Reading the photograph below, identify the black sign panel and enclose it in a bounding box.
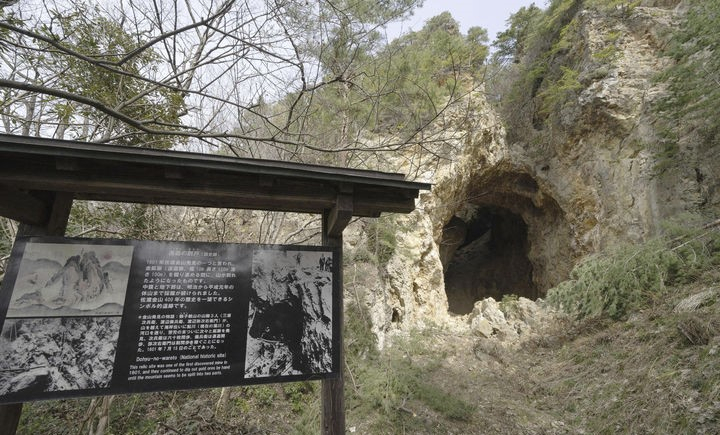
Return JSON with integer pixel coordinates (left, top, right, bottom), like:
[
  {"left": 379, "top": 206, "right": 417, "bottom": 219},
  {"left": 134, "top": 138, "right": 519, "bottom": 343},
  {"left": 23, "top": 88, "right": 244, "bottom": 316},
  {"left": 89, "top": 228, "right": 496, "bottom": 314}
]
[{"left": 0, "top": 237, "right": 340, "bottom": 404}]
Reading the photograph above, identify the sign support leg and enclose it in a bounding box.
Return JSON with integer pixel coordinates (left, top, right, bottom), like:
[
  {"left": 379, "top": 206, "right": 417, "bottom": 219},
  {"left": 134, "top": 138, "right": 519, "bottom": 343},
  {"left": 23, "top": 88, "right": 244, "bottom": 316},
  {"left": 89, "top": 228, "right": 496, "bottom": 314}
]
[
  {"left": 0, "top": 192, "right": 73, "bottom": 435},
  {"left": 321, "top": 191, "right": 352, "bottom": 435}
]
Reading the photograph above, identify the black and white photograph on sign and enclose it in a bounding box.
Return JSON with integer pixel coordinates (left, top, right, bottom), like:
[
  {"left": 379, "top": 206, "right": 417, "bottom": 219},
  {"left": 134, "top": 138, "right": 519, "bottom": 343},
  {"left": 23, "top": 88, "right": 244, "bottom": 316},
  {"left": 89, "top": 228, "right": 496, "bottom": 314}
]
[
  {"left": 6, "top": 242, "right": 133, "bottom": 317},
  {"left": 0, "top": 317, "right": 120, "bottom": 396},
  {"left": 245, "top": 249, "right": 333, "bottom": 378}
]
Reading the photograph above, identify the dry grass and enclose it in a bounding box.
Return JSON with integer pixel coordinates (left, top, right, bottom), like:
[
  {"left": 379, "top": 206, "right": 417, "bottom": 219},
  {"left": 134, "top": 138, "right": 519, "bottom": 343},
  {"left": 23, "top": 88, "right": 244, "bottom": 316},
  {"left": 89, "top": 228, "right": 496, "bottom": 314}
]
[
  {"left": 17, "top": 272, "right": 720, "bottom": 434},
  {"left": 520, "top": 276, "right": 720, "bottom": 434}
]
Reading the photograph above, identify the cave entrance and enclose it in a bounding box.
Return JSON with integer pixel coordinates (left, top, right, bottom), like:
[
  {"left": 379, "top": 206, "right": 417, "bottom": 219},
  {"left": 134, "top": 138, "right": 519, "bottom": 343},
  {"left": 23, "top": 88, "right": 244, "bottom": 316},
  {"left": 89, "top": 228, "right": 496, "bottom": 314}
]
[{"left": 441, "top": 206, "right": 537, "bottom": 315}]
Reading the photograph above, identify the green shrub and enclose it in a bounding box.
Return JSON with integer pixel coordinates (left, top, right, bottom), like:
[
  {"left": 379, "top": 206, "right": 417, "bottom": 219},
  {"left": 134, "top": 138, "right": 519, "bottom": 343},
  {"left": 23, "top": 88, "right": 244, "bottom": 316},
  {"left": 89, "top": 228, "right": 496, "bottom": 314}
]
[
  {"left": 400, "top": 370, "right": 475, "bottom": 421},
  {"left": 547, "top": 222, "right": 720, "bottom": 319},
  {"left": 283, "top": 381, "right": 316, "bottom": 413},
  {"left": 538, "top": 66, "right": 583, "bottom": 117},
  {"left": 344, "top": 294, "right": 378, "bottom": 361},
  {"left": 364, "top": 216, "right": 399, "bottom": 267},
  {"left": 592, "top": 44, "right": 619, "bottom": 63},
  {"left": 653, "top": 0, "right": 720, "bottom": 159},
  {"left": 500, "top": 294, "right": 520, "bottom": 315}
]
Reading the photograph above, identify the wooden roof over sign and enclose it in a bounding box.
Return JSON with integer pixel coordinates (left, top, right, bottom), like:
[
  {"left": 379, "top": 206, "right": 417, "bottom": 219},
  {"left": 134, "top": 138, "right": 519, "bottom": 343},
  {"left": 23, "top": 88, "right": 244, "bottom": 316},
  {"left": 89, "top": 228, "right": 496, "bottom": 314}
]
[{"left": 0, "top": 134, "right": 431, "bottom": 227}]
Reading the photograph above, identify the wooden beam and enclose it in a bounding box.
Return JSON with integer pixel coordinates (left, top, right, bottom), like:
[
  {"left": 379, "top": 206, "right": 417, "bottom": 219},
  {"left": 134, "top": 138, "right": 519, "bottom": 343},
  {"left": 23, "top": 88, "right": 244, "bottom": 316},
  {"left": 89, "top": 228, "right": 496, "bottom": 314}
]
[
  {"left": 0, "top": 192, "right": 73, "bottom": 435},
  {"left": 0, "top": 186, "right": 50, "bottom": 226},
  {"left": 354, "top": 196, "right": 417, "bottom": 215},
  {"left": 41, "top": 192, "right": 74, "bottom": 237},
  {"left": 0, "top": 171, "right": 337, "bottom": 212},
  {"left": 55, "top": 157, "right": 79, "bottom": 171},
  {"left": 163, "top": 167, "right": 183, "bottom": 180},
  {"left": 0, "top": 168, "right": 421, "bottom": 217},
  {"left": 321, "top": 200, "right": 348, "bottom": 434},
  {"left": 258, "top": 175, "right": 275, "bottom": 188},
  {"left": 0, "top": 405, "right": 22, "bottom": 435},
  {"left": 326, "top": 193, "right": 353, "bottom": 238},
  {"left": 0, "top": 133, "right": 430, "bottom": 191}
]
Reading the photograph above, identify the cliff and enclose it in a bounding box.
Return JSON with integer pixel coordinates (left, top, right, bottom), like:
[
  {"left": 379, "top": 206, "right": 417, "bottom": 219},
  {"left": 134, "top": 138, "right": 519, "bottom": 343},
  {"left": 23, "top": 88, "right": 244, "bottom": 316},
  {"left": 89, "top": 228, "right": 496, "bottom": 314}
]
[{"left": 364, "top": 0, "right": 719, "bottom": 339}]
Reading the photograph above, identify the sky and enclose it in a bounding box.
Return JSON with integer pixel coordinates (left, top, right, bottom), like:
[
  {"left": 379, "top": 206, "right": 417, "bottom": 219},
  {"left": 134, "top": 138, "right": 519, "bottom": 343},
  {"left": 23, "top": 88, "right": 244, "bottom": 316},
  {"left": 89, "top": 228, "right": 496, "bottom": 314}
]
[{"left": 385, "top": 0, "right": 543, "bottom": 44}]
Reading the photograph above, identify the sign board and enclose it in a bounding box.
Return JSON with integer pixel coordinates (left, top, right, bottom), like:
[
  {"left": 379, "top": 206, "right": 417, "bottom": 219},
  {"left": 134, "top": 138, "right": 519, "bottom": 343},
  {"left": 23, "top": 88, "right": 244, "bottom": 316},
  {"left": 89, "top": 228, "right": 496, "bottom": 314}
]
[{"left": 0, "top": 237, "right": 340, "bottom": 404}]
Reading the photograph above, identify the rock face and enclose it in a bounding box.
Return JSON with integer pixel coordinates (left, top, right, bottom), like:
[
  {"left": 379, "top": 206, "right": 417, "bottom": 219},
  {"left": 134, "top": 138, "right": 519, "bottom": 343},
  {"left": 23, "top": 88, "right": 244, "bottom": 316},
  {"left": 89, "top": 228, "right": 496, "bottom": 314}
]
[
  {"left": 365, "top": 1, "right": 719, "bottom": 342},
  {"left": 468, "top": 297, "right": 555, "bottom": 345},
  {"left": 382, "top": 212, "right": 448, "bottom": 333}
]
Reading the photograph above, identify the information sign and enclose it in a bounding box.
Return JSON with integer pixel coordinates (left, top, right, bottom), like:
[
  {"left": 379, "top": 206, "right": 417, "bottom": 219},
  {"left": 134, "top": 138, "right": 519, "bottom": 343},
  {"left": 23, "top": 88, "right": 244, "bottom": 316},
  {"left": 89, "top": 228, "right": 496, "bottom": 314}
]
[{"left": 0, "top": 237, "right": 339, "bottom": 404}]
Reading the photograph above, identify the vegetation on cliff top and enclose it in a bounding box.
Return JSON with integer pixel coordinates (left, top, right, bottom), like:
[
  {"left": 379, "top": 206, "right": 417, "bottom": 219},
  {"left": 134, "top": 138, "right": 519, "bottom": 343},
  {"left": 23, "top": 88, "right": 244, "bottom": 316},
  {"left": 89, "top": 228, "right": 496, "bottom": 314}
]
[
  {"left": 654, "top": 0, "right": 720, "bottom": 161},
  {"left": 492, "top": 0, "right": 719, "bottom": 171}
]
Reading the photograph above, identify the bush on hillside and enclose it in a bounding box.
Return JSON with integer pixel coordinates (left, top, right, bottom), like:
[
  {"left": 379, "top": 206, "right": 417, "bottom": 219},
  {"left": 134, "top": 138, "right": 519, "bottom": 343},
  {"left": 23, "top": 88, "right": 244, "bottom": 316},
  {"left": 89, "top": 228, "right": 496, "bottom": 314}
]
[{"left": 547, "top": 219, "right": 720, "bottom": 319}]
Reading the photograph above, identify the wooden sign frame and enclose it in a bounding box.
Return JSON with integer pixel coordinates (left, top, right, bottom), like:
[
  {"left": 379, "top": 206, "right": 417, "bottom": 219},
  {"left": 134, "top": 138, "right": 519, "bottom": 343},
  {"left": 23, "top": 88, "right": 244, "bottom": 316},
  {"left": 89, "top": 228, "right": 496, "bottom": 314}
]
[{"left": 0, "top": 134, "right": 429, "bottom": 434}]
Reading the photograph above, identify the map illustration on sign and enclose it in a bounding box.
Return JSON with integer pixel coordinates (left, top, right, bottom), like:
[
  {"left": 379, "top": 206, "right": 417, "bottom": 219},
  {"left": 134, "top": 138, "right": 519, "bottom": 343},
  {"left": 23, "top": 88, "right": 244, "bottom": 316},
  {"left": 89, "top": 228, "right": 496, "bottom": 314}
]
[
  {"left": 245, "top": 249, "right": 333, "bottom": 378},
  {"left": 6, "top": 243, "right": 133, "bottom": 317}
]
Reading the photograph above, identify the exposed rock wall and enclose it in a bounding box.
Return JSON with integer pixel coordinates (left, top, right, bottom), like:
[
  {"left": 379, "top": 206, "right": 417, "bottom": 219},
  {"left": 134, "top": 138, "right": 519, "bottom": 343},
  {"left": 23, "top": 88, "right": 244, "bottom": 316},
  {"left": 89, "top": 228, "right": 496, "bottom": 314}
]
[{"left": 367, "top": 1, "right": 719, "bottom": 339}]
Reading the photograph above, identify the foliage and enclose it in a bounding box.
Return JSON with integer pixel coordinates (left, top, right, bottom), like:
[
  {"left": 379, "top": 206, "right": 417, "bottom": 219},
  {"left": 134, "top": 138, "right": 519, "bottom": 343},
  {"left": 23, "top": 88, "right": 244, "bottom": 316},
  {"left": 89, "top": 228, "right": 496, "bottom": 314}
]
[
  {"left": 493, "top": 0, "right": 718, "bottom": 162},
  {"left": 374, "top": 11, "right": 489, "bottom": 132},
  {"left": 364, "top": 215, "right": 400, "bottom": 267},
  {"left": 499, "top": 293, "right": 520, "bottom": 315},
  {"left": 654, "top": 0, "right": 720, "bottom": 157},
  {"left": 547, "top": 220, "right": 720, "bottom": 319},
  {"left": 46, "top": 5, "right": 184, "bottom": 147},
  {"left": 490, "top": 0, "right": 585, "bottom": 136},
  {"left": 0, "top": 1, "right": 185, "bottom": 147},
  {"left": 488, "top": 0, "right": 720, "bottom": 183},
  {"left": 345, "top": 296, "right": 379, "bottom": 361},
  {"left": 0, "top": 217, "right": 17, "bottom": 280},
  {"left": 344, "top": 316, "right": 476, "bottom": 430},
  {"left": 1, "top": 0, "right": 472, "bottom": 160},
  {"left": 282, "top": 381, "right": 317, "bottom": 414},
  {"left": 0, "top": 0, "right": 489, "bottom": 168},
  {"left": 532, "top": 278, "right": 720, "bottom": 434},
  {"left": 344, "top": 297, "right": 477, "bottom": 429},
  {"left": 492, "top": 4, "right": 544, "bottom": 65},
  {"left": 274, "top": 9, "right": 489, "bottom": 166},
  {"left": 537, "top": 65, "right": 582, "bottom": 117},
  {"left": 490, "top": 0, "right": 644, "bottom": 139},
  {"left": 67, "top": 201, "right": 159, "bottom": 240}
]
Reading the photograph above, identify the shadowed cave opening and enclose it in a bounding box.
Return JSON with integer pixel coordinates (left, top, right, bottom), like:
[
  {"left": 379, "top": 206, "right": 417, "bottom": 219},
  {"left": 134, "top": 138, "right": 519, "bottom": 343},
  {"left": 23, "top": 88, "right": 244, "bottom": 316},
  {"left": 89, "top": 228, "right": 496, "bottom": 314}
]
[{"left": 441, "top": 207, "right": 537, "bottom": 315}]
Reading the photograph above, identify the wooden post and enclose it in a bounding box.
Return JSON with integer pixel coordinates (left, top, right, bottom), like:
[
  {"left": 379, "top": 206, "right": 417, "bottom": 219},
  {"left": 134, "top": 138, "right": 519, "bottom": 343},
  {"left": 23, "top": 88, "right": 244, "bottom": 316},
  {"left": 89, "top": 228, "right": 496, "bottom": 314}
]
[
  {"left": 0, "top": 192, "right": 73, "bottom": 435},
  {"left": 321, "top": 189, "right": 352, "bottom": 435}
]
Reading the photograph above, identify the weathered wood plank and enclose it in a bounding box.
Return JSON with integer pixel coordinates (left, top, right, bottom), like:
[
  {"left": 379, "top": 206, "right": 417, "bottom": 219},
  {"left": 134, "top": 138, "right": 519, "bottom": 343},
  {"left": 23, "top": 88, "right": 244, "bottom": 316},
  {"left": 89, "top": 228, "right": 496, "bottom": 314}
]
[
  {"left": 0, "top": 169, "right": 419, "bottom": 216},
  {"left": 0, "top": 171, "right": 336, "bottom": 210},
  {"left": 0, "top": 404, "right": 22, "bottom": 435},
  {"left": 0, "top": 186, "right": 50, "bottom": 225},
  {"left": 0, "top": 134, "right": 429, "bottom": 190},
  {"left": 321, "top": 209, "right": 345, "bottom": 435},
  {"left": 42, "top": 192, "right": 74, "bottom": 237},
  {"left": 0, "top": 192, "right": 73, "bottom": 435},
  {"left": 0, "top": 134, "right": 430, "bottom": 219},
  {"left": 327, "top": 194, "right": 353, "bottom": 238}
]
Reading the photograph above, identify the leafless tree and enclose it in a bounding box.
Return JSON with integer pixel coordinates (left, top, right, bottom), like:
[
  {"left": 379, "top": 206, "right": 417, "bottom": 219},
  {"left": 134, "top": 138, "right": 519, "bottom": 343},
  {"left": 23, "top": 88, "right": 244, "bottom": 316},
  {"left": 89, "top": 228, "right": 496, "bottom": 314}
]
[{"left": 0, "top": 0, "right": 480, "bottom": 169}]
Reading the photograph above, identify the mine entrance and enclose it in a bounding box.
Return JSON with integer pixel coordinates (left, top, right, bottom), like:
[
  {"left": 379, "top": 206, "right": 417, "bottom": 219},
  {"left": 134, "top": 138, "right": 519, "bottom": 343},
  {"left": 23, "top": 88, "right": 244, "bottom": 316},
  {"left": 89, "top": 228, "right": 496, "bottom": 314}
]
[{"left": 442, "top": 207, "right": 537, "bottom": 315}]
